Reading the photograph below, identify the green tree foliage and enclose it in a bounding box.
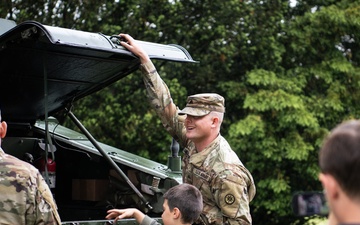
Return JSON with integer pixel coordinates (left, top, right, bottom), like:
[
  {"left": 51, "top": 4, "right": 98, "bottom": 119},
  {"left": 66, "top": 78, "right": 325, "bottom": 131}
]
[{"left": 2, "top": 0, "right": 360, "bottom": 224}]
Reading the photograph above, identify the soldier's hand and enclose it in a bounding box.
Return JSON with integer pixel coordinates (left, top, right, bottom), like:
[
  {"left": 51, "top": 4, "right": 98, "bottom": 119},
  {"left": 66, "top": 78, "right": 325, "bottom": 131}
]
[{"left": 119, "top": 34, "right": 150, "bottom": 64}]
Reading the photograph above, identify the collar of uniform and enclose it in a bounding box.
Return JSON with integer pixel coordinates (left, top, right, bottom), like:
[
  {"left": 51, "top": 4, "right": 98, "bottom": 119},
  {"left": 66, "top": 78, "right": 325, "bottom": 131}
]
[
  {"left": 189, "top": 135, "right": 221, "bottom": 167},
  {"left": 0, "top": 147, "right": 5, "bottom": 156}
]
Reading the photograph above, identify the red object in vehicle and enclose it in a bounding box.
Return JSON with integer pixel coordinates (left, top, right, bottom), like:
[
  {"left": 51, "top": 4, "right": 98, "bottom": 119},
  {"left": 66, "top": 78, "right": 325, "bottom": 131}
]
[{"left": 37, "top": 157, "right": 56, "bottom": 189}]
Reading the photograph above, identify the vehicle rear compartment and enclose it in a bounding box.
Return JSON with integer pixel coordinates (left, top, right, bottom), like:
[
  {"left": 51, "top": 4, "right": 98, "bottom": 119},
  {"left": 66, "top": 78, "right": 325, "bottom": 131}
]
[{"left": 2, "top": 125, "right": 160, "bottom": 222}]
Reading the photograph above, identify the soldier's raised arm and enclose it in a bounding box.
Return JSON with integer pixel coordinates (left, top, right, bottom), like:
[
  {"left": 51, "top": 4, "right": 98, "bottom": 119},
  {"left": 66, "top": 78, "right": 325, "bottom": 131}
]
[{"left": 119, "top": 34, "right": 186, "bottom": 143}]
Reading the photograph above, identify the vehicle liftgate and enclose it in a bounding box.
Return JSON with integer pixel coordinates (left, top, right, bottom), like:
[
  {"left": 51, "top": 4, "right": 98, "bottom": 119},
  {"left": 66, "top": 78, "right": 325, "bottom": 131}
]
[{"left": 0, "top": 19, "right": 194, "bottom": 224}]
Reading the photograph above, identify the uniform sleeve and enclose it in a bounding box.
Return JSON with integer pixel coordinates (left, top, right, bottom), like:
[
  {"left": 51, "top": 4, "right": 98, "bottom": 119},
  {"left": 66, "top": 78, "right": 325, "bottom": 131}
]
[
  {"left": 213, "top": 169, "right": 253, "bottom": 225},
  {"left": 140, "top": 61, "right": 188, "bottom": 146},
  {"left": 32, "top": 172, "right": 62, "bottom": 225}
]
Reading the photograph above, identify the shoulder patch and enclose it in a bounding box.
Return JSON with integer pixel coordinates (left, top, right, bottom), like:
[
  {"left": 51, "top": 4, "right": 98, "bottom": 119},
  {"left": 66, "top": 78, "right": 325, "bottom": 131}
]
[{"left": 224, "top": 194, "right": 235, "bottom": 205}]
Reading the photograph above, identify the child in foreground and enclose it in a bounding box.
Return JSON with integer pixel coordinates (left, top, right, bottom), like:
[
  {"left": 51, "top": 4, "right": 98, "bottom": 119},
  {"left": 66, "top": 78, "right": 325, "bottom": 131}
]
[{"left": 106, "top": 183, "right": 203, "bottom": 225}]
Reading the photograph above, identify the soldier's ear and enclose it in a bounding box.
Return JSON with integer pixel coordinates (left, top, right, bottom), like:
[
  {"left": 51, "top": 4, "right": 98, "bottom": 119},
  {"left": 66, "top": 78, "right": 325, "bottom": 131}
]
[
  {"left": 0, "top": 121, "right": 7, "bottom": 138},
  {"left": 211, "top": 117, "right": 219, "bottom": 127}
]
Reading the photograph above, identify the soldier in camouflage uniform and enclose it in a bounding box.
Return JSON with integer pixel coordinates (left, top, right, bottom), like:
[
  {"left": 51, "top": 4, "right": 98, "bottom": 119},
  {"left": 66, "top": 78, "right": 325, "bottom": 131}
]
[
  {"left": 119, "top": 34, "right": 256, "bottom": 225},
  {"left": 0, "top": 110, "right": 61, "bottom": 225}
]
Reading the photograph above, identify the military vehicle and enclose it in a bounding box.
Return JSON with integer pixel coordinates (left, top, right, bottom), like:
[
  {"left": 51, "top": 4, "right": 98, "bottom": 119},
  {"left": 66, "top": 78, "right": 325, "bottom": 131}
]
[{"left": 0, "top": 18, "right": 196, "bottom": 224}]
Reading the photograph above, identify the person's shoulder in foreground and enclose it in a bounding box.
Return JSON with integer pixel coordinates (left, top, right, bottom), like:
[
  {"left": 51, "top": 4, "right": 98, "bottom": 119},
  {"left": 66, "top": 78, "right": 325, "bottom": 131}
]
[
  {"left": 106, "top": 183, "right": 203, "bottom": 225},
  {"left": 0, "top": 110, "right": 61, "bottom": 224},
  {"left": 319, "top": 119, "right": 360, "bottom": 224}
]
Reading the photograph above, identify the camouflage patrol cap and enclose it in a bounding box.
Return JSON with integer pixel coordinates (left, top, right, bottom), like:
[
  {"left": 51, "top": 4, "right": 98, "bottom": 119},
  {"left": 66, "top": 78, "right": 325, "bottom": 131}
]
[{"left": 179, "top": 93, "right": 225, "bottom": 116}]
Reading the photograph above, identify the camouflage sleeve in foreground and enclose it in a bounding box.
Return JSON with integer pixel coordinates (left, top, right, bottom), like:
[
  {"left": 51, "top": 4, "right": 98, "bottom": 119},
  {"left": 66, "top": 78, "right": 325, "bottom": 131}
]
[
  {"left": 0, "top": 150, "right": 61, "bottom": 224},
  {"left": 140, "top": 61, "right": 187, "bottom": 146}
]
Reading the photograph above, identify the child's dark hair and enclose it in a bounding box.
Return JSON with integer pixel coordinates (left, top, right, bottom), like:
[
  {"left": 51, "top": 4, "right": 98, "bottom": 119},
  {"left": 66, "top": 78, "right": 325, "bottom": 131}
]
[{"left": 163, "top": 183, "right": 203, "bottom": 224}]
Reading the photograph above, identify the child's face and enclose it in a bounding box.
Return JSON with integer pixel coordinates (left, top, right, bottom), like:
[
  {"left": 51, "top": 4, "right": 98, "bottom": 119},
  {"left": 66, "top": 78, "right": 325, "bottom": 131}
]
[{"left": 161, "top": 199, "right": 173, "bottom": 225}]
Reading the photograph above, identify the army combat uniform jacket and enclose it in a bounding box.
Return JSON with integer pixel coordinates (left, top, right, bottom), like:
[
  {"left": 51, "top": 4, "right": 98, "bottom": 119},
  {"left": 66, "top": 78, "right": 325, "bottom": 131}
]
[
  {"left": 140, "top": 61, "right": 256, "bottom": 225},
  {"left": 0, "top": 147, "right": 61, "bottom": 225}
]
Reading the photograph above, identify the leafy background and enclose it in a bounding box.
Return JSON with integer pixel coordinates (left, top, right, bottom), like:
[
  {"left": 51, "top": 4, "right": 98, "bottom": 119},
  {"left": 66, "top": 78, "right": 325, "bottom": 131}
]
[{"left": 2, "top": 0, "right": 360, "bottom": 224}]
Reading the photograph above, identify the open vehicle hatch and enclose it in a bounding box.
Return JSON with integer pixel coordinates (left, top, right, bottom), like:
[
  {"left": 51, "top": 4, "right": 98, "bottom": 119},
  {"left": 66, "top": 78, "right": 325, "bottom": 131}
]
[{"left": 0, "top": 19, "right": 193, "bottom": 224}]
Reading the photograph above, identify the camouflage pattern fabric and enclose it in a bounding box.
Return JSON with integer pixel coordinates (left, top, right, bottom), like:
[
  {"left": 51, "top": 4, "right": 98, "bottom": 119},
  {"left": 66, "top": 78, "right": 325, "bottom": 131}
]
[
  {"left": 182, "top": 138, "right": 256, "bottom": 225},
  {"left": 140, "top": 61, "right": 256, "bottom": 225},
  {"left": 0, "top": 148, "right": 61, "bottom": 225},
  {"left": 179, "top": 93, "right": 226, "bottom": 116}
]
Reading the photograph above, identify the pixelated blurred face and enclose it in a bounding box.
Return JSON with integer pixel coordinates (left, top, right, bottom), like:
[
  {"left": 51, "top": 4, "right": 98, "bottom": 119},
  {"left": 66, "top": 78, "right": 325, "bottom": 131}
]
[
  {"left": 184, "top": 114, "right": 213, "bottom": 142},
  {"left": 161, "top": 199, "right": 172, "bottom": 225}
]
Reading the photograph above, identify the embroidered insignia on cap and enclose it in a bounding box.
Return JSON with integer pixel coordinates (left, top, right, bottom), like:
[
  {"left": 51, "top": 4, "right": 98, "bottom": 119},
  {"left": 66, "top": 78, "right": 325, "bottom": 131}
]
[{"left": 225, "top": 194, "right": 235, "bottom": 205}]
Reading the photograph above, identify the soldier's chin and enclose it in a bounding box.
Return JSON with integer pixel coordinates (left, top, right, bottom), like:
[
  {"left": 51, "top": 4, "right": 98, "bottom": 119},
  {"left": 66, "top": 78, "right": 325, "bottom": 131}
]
[{"left": 186, "top": 131, "right": 198, "bottom": 140}]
